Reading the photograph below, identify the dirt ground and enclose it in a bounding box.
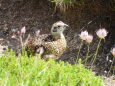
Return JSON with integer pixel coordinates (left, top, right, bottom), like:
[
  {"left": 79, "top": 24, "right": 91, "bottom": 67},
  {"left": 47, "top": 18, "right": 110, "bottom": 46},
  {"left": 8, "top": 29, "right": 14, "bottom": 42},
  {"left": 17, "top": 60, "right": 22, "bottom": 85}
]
[{"left": 0, "top": 0, "right": 115, "bottom": 85}]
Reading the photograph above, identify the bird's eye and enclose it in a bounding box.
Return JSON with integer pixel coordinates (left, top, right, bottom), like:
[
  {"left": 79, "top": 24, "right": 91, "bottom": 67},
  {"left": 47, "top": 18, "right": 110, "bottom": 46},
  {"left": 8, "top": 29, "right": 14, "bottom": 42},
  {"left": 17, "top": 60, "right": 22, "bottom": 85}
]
[
  {"left": 57, "top": 26, "right": 61, "bottom": 28},
  {"left": 53, "top": 27, "right": 57, "bottom": 32},
  {"left": 54, "top": 27, "right": 57, "bottom": 30}
]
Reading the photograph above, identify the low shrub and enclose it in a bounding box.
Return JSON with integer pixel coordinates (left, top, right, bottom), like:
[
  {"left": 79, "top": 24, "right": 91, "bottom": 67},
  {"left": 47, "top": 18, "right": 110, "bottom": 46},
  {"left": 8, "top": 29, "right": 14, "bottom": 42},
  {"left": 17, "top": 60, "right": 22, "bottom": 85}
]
[{"left": 0, "top": 51, "right": 105, "bottom": 86}]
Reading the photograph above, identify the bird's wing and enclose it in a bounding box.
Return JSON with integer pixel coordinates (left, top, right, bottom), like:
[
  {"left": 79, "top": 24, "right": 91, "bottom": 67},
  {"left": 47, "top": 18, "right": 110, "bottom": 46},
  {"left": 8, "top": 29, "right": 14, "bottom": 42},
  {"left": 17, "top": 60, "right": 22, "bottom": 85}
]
[
  {"left": 25, "top": 34, "right": 50, "bottom": 55},
  {"left": 26, "top": 34, "right": 55, "bottom": 48},
  {"left": 43, "top": 34, "right": 55, "bottom": 42},
  {"left": 33, "top": 34, "right": 54, "bottom": 46}
]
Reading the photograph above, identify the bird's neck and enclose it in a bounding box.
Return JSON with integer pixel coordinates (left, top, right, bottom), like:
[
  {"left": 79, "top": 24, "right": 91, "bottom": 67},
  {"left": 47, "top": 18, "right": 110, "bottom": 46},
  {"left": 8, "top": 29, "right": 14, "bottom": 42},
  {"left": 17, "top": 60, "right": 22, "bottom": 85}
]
[
  {"left": 60, "top": 33, "right": 65, "bottom": 39},
  {"left": 52, "top": 33, "right": 65, "bottom": 40}
]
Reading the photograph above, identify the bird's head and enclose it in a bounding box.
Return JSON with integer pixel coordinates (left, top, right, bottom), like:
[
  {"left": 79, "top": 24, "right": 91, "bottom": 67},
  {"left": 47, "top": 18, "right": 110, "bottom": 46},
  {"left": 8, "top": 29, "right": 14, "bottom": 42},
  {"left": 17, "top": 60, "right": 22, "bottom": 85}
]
[{"left": 51, "top": 21, "right": 69, "bottom": 39}]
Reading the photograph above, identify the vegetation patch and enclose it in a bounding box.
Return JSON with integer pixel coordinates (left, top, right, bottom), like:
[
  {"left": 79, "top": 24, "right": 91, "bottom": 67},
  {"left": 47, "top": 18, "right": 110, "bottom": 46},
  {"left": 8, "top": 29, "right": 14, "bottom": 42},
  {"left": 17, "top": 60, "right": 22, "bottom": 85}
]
[
  {"left": 49, "top": 0, "right": 76, "bottom": 12},
  {"left": 0, "top": 50, "right": 105, "bottom": 86}
]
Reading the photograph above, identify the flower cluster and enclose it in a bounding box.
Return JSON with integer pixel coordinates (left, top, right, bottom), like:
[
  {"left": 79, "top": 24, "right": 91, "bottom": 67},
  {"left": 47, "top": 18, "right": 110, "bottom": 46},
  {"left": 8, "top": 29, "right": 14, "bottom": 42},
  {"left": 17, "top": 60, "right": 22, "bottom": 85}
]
[
  {"left": 78, "top": 28, "right": 108, "bottom": 65},
  {"left": 96, "top": 28, "right": 108, "bottom": 39},
  {"left": 79, "top": 31, "right": 93, "bottom": 43},
  {"left": 86, "top": 34, "right": 93, "bottom": 43},
  {"left": 79, "top": 31, "right": 88, "bottom": 40},
  {"left": 79, "top": 28, "right": 108, "bottom": 43},
  {"left": 11, "top": 26, "right": 41, "bottom": 48}
]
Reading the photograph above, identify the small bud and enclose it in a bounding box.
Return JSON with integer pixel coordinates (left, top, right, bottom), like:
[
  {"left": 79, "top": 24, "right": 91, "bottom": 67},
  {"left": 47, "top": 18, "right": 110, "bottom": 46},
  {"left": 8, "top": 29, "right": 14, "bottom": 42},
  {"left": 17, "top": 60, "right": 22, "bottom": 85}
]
[
  {"left": 35, "top": 30, "right": 40, "bottom": 37},
  {"left": 109, "top": 60, "right": 112, "bottom": 62},
  {"left": 111, "top": 48, "right": 115, "bottom": 57},
  {"left": 11, "top": 34, "right": 17, "bottom": 39},
  {"left": 104, "top": 71, "right": 107, "bottom": 73},
  {"left": 21, "top": 26, "right": 26, "bottom": 34},
  {"left": 79, "top": 31, "right": 88, "bottom": 40},
  {"left": 11, "top": 29, "right": 16, "bottom": 33},
  {"left": 17, "top": 31, "right": 20, "bottom": 34},
  {"left": 86, "top": 34, "right": 93, "bottom": 43},
  {"left": 96, "top": 28, "right": 108, "bottom": 39}
]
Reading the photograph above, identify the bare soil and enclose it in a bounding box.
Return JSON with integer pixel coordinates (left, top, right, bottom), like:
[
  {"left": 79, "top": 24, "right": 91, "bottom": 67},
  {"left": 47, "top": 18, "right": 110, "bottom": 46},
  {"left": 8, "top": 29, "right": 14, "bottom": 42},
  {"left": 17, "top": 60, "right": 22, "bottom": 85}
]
[{"left": 0, "top": 0, "right": 115, "bottom": 85}]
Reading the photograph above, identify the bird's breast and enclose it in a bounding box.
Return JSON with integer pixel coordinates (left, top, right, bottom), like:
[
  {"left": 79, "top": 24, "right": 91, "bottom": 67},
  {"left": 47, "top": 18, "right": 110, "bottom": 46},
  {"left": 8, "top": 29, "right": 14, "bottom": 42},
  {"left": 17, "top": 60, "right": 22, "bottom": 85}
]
[{"left": 43, "top": 38, "right": 67, "bottom": 57}]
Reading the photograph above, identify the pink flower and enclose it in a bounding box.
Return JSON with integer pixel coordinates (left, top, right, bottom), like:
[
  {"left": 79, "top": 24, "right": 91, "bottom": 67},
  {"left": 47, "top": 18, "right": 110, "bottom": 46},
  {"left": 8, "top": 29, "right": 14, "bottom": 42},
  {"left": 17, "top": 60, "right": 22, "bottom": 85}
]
[
  {"left": 96, "top": 28, "right": 108, "bottom": 39},
  {"left": 11, "top": 34, "right": 17, "bottom": 39},
  {"left": 79, "top": 31, "right": 88, "bottom": 40},
  {"left": 36, "top": 47, "right": 44, "bottom": 55},
  {"left": 86, "top": 34, "right": 93, "bottom": 43},
  {"left": 21, "top": 26, "right": 26, "bottom": 34},
  {"left": 111, "top": 48, "right": 115, "bottom": 57},
  {"left": 35, "top": 30, "right": 40, "bottom": 37}
]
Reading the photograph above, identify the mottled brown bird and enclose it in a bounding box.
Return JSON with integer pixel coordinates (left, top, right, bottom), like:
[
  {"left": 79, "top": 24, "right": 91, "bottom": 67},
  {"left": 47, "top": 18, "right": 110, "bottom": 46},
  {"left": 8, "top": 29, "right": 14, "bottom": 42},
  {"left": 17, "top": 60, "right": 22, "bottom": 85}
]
[{"left": 26, "top": 21, "right": 68, "bottom": 59}]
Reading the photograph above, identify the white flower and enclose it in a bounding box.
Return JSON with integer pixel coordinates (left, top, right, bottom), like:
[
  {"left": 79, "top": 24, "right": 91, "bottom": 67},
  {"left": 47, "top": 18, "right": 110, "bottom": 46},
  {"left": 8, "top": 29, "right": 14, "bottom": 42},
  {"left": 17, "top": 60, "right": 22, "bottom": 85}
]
[
  {"left": 86, "top": 34, "right": 93, "bottom": 43},
  {"left": 21, "top": 26, "right": 26, "bottom": 34},
  {"left": 79, "top": 31, "right": 88, "bottom": 40},
  {"left": 111, "top": 48, "right": 115, "bottom": 57},
  {"left": 96, "top": 28, "right": 108, "bottom": 39}
]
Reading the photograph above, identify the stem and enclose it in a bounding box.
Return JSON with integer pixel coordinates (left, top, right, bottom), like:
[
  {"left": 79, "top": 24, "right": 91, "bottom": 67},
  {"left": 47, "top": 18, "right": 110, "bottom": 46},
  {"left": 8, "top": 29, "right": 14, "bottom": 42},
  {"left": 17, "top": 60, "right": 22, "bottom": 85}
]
[
  {"left": 24, "top": 34, "right": 30, "bottom": 46},
  {"left": 85, "top": 43, "right": 90, "bottom": 65},
  {"left": 19, "top": 36, "right": 23, "bottom": 48},
  {"left": 19, "top": 34, "right": 26, "bottom": 56},
  {"left": 107, "top": 58, "right": 114, "bottom": 77},
  {"left": 82, "top": 53, "right": 94, "bottom": 63},
  {"left": 91, "top": 39, "right": 102, "bottom": 66},
  {"left": 76, "top": 40, "right": 83, "bottom": 62}
]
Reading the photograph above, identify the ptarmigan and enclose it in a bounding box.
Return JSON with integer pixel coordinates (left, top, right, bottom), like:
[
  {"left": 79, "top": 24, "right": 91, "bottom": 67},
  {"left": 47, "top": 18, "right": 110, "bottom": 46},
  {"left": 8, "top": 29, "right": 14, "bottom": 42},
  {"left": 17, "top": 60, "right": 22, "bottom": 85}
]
[{"left": 26, "top": 21, "right": 69, "bottom": 59}]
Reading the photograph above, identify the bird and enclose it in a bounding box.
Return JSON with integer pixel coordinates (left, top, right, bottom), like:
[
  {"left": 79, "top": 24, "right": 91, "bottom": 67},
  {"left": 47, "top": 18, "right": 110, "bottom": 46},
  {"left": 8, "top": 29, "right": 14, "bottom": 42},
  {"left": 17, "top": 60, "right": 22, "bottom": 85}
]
[{"left": 26, "top": 21, "right": 69, "bottom": 59}]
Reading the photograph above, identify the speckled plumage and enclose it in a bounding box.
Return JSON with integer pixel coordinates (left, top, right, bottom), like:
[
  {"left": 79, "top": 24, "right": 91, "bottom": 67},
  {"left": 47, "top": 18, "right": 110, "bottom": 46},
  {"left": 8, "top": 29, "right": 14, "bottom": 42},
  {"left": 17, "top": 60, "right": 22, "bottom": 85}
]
[
  {"left": 43, "top": 37, "right": 67, "bottom": 57},
  {"left": 26, "top": 21, "right": 68, "bottom": 59}
]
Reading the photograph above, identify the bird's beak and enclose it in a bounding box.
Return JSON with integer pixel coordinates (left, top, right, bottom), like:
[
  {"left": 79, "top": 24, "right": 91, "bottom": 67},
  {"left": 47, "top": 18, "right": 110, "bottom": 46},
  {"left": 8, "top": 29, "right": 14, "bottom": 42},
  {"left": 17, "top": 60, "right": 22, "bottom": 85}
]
[
  {"left": 64, "top": 24, "right": 69, "bottom": 30},
  {"left": 64, "top": 24, "right": 69, "bottom": 27}
]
